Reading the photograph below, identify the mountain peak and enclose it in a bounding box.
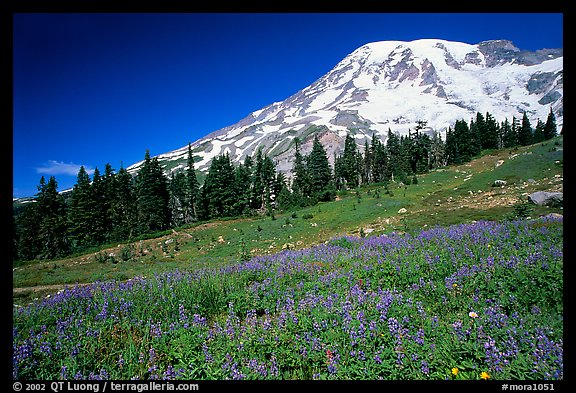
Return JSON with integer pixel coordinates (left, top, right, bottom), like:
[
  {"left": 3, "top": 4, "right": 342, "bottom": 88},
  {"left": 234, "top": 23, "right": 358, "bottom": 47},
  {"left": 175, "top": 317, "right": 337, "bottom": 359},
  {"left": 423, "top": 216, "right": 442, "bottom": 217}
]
[
  {"left": 478, "top": 39, "right": 520, "bottom": 52},
  {"left": 127, "top": 38, "right": 563, "bottom": 179}
]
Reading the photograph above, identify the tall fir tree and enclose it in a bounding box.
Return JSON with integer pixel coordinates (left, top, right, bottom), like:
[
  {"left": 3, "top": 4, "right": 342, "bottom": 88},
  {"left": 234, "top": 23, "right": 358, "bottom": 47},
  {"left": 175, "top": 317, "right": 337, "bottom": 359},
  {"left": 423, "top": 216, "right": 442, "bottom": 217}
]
[
  {"left": 307, "top": 135, "right": 334, "bottom": 201},
  {"left": 68, "top": 166, "right": 99, "bottom": 250},
  {"left": 501, "top": 118, "right": 518, "bottom": 148},
  {"left": 261, "top": 154, "right": 277, "bottom": 211},
  {"left": 36, "top": 176, "right": 70, "bottom": 259},
  {"left": 446, "top": 120, "right": 473, "bottom": 164},
  {"left": 291, "top": 137, "right": 311, "bottom": 205},
  {"left": 110, "top": 165, "right": 137, "bottom": 241},
  {"left": 199, "top": 153, "right": 236, "bottom": 219},
  {"left": 518, "top": 112, "right": 533, "bottom": 146},
  {"left": 334, "top": 154, "right": 345, "bottom": 191},
  {"left": 408, "top": 122, "right": 432, "bottom": 174},
  {"left": 274, "top": 172, "right": 294, "bottom": 211},
  {"left": 371, "top": 134, "right": 389, "bottom": 183},
  {"left": 361, "top": 140, "right": 372, "bottom": 185},
  {"left": 386, "top": 129, "right": 401, "bottom": 181},
  {"left": 475, "top": 112, "right": 488, "bottom": 150},
  {"left": 102, "top": 163, "right": 116, "bottom": 238},
  {"left": 185, "top": 143, "right": 200, "bottom": 222},
  {"left": 543, "top": 107, "right": 557, "bottom": 140},
  {"left": 135, "top": 150, "right": 171, "bottom": 233},
  {"left": 397, "top": 135, "right": 413, "bottom": 183},
  {"left": 232, "top": 159, "right": 253, "bottom": 216},
  {"left": 533, "top": 119, "right": 546, "bottom": 143},
  {"left": 341, "top": 133, "right": 360, "bottom": 189},
  {"left": 484, "top": 112, "right": 500, "bottom": 150},
  {"left": 468, "top": 119, "right": 482, "bottom": 157},
  {"left": 15, "top": 178, "right": 44, "bottom": 260},
  {"left": 90, "top": 167, "right": 108, "bottom": 245},
  {"left": 429, "top": 130, "right": 446, "bottom": 168},
  {"left": 169, "top": 171, "right": 188, "bottom": 227},
  {"left": 250, "top": 148, "right": 265, "bottom": 210}
]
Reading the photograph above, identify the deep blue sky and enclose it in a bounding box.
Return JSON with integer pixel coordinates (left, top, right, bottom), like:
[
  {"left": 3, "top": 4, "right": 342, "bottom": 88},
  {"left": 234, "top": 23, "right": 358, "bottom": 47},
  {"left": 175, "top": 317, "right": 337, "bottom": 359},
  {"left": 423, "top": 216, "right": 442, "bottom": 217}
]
[{"left": 12, "top": 13, "right": 563, "bottom": 198}]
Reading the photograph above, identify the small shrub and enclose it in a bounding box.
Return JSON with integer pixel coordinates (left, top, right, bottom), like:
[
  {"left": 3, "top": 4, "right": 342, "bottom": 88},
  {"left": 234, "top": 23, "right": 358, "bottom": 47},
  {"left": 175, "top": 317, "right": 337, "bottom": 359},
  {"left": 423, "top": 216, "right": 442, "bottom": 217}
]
[
  {"left": 302, "top": 213, "right": 314, "bottom": 220},
  {"left": 95, "top": 252, "right": 108, "bottom": 264},
  {"left": 120, "top": 244, "right": 135, "bottom": 262}
]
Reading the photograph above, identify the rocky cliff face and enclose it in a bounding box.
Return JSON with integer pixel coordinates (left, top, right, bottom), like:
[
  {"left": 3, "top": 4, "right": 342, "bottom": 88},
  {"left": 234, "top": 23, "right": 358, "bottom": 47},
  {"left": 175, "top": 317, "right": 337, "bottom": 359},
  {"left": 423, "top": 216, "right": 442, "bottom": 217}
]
[{"left": 127, "top": 38, "right": 563, "bottom": 178}]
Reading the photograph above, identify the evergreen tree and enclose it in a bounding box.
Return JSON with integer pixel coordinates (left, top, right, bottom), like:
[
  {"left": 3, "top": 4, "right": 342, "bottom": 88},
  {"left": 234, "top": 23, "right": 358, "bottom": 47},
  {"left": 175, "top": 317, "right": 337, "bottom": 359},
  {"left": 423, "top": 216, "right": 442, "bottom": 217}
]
[
  {"left": 475, "top": 112, "right": 488, "bottom": 150},
  {"left": 397, "top": 135, "right": 413, "bottom": 183},
  {"left": 110, "top": 165, "right": 137, "bottom": 241},
  {"left": 251, "top": 148, "right": 266, "bottom": 211},
  {"left": 90, "top": 167, "right": 107, "bottom": 245},
  {"left": 511, "top": 116, "right": 520, "bottom": 146},
  {"left": 341, "top": 133, "right": 360, "bottom": 188},
  {"left": 456, "top": 119, "right": 473, "bottom": 162},
  {"left": 334, "top": 154, "right": 345, "bottom": 191},
  {"left": 68, "top": 166, "right": 99, "bottom": 250},
  {"left": 249, "top": 148, "right": 276, "bottom": 212},
  {"left": 307, "top": 135, "right": 334, "bottom": 201},
  {"left": 232, "top": 159, "right": 253, "bottom": 216},
  {"left": 135, "top": 150, "right": 171, "bottom": 233},
  {"left": 371, "top": 133, "right": 389, "bottom": 183},
  {"left": 15, "top": 181, "right": 43, "bottom": 260},
  {"left": 533, "top": 119, "right": 546, "bottom": 143},
  {"left": 501, "top": 118, "right": 518, "bottom": 148},
  {"left": 429, "top": 130, "right": 446, "bottom": 168},
  {"left": 446, "top": 120, "right": 473, "bottom": 164},
  {"left": 36, "top": 176, "right": 70, "bottom": 259},
  {"left": 273, "top": 172, "right": 293, "bottom": 211},
  {"left": 408, "top": 122, "right": 431, "bottom": 174},
  {"left": 200, "top": 153, "right": 236, "bottom": 219},
  {"left": 291, "top": 137, "right": 311, "bottom": 205},
  {"left": 386, "top": 129, "right": 401, "bottom": 181},
  {"left": 468, "top": 120, "right": 482, "bottom": 157},
  {"left": 185, "top": 143, "right": 200, "bottom": 222},
  {"left": 261, "top": 154, "right": 277, "bottom": 211},
  {"left": 362, "top": 140, "right": 372, "bottom": 185},
  {"left": 444, "top": 126, "right": 458, "bottom": 165},
  {"left": 168, "top": 171, "right": 188, "bottom": 227},
  {"left": 102, "top": 163, "right": 116, "bottom": 238},
  {"left": 484, "top": 112, "right": 500, "bottom": 150},
  {"left": 518, "top": 112, "right": 533, "bottom": 146},
  {"left": 543, "top": 107, "right": 557, "bottom": 140}
]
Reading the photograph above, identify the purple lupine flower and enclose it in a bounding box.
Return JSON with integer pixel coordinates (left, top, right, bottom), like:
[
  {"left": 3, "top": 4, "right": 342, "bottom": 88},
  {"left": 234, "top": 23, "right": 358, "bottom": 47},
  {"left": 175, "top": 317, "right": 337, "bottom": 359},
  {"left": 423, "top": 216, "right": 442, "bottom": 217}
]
[
  {"left": 269, "top": 355, "right": 279, "bottom": 377},
  {"left": 414, "top": 328, "right": 425, "bottom": 345},
  {"left": 387, "top": 317, "right": 400, "bottom": 335},
  {"left": 178, "top": 304, "right": 189, "bottom": 328},
  {"left": 421, "top": 360, "right": 430, "bottom": 375},
  {"left": 60, "top": 365, "right": 67, "bottom": 379},
  {"left": 162, "top": 365, "right": 178, "bottom": 380}
]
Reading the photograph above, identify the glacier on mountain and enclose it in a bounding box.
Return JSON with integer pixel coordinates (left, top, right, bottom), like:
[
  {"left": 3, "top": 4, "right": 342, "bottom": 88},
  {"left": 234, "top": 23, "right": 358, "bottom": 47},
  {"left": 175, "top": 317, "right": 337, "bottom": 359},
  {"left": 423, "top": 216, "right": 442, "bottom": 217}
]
[{"left": 127, "top": 38, "right": 563, "bottom": 177}]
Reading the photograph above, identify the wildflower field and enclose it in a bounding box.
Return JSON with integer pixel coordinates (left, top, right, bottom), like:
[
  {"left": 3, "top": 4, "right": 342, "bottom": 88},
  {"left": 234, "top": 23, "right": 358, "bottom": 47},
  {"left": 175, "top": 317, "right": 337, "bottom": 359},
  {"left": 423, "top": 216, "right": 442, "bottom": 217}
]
[{"left": 13, "top": 216, "right": 563, "bottom": 380}]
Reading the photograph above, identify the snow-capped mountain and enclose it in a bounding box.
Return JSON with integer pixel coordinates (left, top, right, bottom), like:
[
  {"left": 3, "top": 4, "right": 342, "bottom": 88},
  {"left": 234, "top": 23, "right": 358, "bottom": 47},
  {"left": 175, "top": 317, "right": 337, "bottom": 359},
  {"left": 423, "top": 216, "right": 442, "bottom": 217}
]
[{"left": 127, "top": 38, "right": 563, "bottom": 177}]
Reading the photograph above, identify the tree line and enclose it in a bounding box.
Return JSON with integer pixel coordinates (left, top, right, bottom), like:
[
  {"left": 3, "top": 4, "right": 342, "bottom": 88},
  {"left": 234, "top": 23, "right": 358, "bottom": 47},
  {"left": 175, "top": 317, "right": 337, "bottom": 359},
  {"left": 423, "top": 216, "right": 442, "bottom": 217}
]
[{"left": 13, "top": 109, "right": 558, "bottom": 261}]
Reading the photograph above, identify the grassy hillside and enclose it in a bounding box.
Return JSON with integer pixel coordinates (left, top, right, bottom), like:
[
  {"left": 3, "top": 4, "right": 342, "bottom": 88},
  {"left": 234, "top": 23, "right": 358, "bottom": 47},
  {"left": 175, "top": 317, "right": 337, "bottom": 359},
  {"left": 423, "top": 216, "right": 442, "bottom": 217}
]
[
  {"left": 13, "top": 137, "right": 563, "bottom": 303},
  {"left": 12, "top": 137, "right": 564, "bottom": 380}
]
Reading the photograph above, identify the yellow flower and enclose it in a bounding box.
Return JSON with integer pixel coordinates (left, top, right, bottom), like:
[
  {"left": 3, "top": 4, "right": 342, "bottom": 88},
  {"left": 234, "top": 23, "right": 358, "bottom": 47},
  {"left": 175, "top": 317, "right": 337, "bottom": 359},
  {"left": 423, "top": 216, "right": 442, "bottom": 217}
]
[
  {"left": 451, "top": 367, "right": 459, "bottom": 376},
  {"left": 452, "top": 283, "right": 458, "bottom": 288},
  {"left": 480, "top": 371, "right": 490, "bottom": 380}
]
